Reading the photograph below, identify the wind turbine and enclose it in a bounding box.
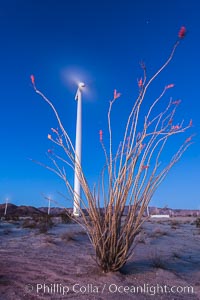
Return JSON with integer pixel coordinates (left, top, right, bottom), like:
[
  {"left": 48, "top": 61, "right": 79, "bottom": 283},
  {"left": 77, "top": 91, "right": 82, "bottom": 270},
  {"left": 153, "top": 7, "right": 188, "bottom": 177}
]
[
  {"left": 73, "top": 82, "right": 85, "bottom": 216},
  {"left": 4, "top": 198, "right": 9, "bottom": 216}
]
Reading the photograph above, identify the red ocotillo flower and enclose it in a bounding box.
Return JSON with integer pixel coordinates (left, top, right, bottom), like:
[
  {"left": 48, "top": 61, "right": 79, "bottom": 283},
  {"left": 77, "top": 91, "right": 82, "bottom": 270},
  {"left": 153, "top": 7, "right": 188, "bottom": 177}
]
[
  {"left": 168, "top": 119, "right": 173, "bottom": 125},
  {"left": 171, "top": 125, "right": 180, "bottom": 131},
  {"left": 189, "top": 119, "right": 193, "bottom": 127},
  {"left": 113, "top": 89, "right": 121, "bottom": 100},
  {"left": 47, "top": 149, "right": 53, "bottom": 154},
  {"left": 99, "top": 130, "right": 103, "bottom": 142},
  {"left": 178, "top": 26, "right": 186, "bottom": 39},
  {"left": 185, "top": 136, "right": 192, "bottom": 143},
  {"left": 172, "top": 100, "right": 181, "bottom": 105},
  {"left": 142, "top": 165, "right": 149, "bottom": 170},
  {"left": 166, "top": 84, "right": 174, "bottom": 89},
  {"left": 30, "top": 74, "right": 35, "bottom": 85},
  {"left": 138, "top": 78, "right": 143, "bottom": 88}
]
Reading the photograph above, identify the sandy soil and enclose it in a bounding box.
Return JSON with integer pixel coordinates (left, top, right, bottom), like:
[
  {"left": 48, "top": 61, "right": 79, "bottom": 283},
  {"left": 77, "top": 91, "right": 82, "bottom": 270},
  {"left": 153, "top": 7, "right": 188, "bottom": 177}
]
[{"left": 0, "top": 217, "right": 200, "bottom": 300}]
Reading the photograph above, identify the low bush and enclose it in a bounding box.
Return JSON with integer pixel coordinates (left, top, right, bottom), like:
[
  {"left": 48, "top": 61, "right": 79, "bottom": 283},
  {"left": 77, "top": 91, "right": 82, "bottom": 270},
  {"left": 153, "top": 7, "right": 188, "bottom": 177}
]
[
  {"left": 3, "top": 215, "right": 20, "bottom": 222},
  {"left": 150, "top": 227, "right": 168, "bottom": 238},
  {"left": 59, "top": 212, "right": 72, "bottom": 224},
  {"left": 195, "top": 217, "right": 200, "bottom": 228},
  {"left": 22, "top": 214, "right": 54, "bottom": 233},
  {"left": 150, "top": 251, "right": 167, "bottom": 269},
  {"left": 61, "top": 232, "right": 77, "bottom": 242},
  {"left": 22, "top": 219, "right": 37, "bottom": 229}
]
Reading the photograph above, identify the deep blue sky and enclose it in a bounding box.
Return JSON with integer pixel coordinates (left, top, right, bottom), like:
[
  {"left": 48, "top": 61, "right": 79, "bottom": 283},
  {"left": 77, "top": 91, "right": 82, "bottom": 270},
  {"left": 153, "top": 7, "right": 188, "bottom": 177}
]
[{"left": 0, "top": 0, "right": 199, "bottom": 209}]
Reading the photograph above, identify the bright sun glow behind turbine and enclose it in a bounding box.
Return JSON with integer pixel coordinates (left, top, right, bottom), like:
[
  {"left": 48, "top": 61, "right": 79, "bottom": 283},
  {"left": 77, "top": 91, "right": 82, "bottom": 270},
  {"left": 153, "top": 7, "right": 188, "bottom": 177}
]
[{"left": 61, "top": 66, "right": 96, "bottom": 102}]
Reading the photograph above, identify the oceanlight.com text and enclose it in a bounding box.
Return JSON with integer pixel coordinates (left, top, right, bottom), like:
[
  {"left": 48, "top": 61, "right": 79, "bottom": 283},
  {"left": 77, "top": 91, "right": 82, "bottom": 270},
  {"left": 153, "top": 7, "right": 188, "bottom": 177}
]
[
  {"left": 24, "top": 282, "right": 194, "bottom": 296},
  {"left": 108, "top": 283, "right": 194, "bottom": 295}
]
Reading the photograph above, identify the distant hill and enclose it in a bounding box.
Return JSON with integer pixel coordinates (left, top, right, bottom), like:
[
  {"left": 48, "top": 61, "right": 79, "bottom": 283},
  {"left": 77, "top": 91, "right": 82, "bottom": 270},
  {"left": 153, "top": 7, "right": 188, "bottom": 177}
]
[
  {"left": 38, "top": 207, "right": 70, "bottom": 215},
  {"left": 0, "top": 203, "right": 43, "bottom": 217},
  {"left": 0, "top": 203, "right": 199, "bottom": 217}
]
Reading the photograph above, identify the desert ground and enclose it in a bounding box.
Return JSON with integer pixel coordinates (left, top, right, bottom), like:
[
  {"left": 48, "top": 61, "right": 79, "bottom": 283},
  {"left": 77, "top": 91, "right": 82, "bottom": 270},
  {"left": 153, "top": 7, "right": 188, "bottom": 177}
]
[{"left": 0, "top": 215, "right": 200, "bottom": 300}]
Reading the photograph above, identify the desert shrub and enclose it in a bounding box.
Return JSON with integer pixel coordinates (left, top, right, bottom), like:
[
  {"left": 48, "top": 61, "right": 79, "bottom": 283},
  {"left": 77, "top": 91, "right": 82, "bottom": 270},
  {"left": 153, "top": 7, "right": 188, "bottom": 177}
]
[
  {"left": 150, "top": 227, "right": 168, "bottom": 238},
  {"left": 37, "top": 214, "right": 54, "bottom": 233},
  {"left": 171, "top": 219, "right": 180, "bottom": 226},
  {"left": 77, "top": 230, "right": 88, "bottom": 236},
  {"left": 22, "top": 219, "right": 37, "bottom": 229},
  {"left": 59, "top": 212, "right": 72, "bottom": 224},
  {"left": 172, "top": 251, "right": 181, "bottom": 259},
  {"left": 61, "top": 232, "right": 77, "bottom": 242},
  {"left": 33, "top": 213, "right": 53, "bottom": 224},
  {"left": 44, "top": 236, "right": 56, "bottom": 244},
  {"left": 171, "top": 225, "right": 177, "bottom": 230},
  {"left": 150, "top": 252, "right": 167, "bottom": 269},
  {"left": 135, "top": 230, "right": 146, "bottom": 244},
  {"left": 170, "top": 219, "right": 180, "bottom": 229},
  {"left": 22, "top": 214, "right": 53, "bottom": 233},
  {"left": 3, "top": 229, "right": 12, "bottom": 235},
  {"left": 3, "top": 215, "right": 19, "bottom": 222},
  {"left": 38, "top": 223, "right": 49, "bottom": 234},
  {"left": 195, "top": 218, "right": 200, "bottom": 228},
  {"left": 31, "top": 27, "right": 193, "bottom": 272}
]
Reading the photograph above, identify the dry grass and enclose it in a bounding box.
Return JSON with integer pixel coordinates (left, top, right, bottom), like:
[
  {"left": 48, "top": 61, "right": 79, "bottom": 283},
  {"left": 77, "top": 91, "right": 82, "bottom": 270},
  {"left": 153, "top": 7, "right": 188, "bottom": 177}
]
[
  {"left": 3, "top": 229, "right": 12, "bottom": 235},
  {"left": 172, "top": 251, "right": 182, "bottom": 259},
  {"left": 44, "top": 236, "right": 57, "bottom": 244},
  {"left": 61, "top": 232, "right": 77, "bottom": 242},
  {"left": 170, "top": 219, "right": 182, "bottom": 229},
  {"left": 22, "top": 219, "right": 37, "bottom": 229},
  {"left": 150, "top": 251, "right": 168, "bottom": 269},
  {"left": 195, "top": 217, "right": 200, "bottom": 228},
  {"left": 150, "top": 227, "right": 168, "bottom": 238},
  {"left": 59, "top": 212, "right": 72, "bottom": 224},
  {"left": 135, "top": 231, "right": 146, "bottom": 244},
  {"left": 21, "top": 214, "right": 54, "bottom": 233}
]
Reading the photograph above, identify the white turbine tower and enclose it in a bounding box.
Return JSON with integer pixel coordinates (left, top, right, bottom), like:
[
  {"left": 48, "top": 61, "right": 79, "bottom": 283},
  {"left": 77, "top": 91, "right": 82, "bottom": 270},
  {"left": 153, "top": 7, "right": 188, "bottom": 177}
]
[
  {"left": 4, "top": 198, "right": 9, "bottom": 216},
  {"left": 73, "top": 82, "right": 85, "bottom": 216},
  {"left": 48, "top": 196, "right": 51, "bottom": 215}
]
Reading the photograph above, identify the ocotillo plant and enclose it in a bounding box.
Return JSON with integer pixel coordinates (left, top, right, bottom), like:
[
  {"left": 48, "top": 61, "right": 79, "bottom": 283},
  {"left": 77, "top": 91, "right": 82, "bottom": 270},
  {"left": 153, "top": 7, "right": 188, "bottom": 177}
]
[{"left": 31, "top": 27, "right": 193, "bottom": 272}]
